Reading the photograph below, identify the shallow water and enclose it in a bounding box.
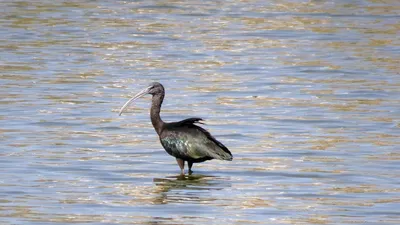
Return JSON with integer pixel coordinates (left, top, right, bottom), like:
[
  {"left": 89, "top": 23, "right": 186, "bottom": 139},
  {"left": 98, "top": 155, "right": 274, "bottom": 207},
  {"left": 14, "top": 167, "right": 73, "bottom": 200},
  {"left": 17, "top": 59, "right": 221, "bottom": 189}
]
[{"left": 1, "top": 0, "right": 399, "bottom": 224}]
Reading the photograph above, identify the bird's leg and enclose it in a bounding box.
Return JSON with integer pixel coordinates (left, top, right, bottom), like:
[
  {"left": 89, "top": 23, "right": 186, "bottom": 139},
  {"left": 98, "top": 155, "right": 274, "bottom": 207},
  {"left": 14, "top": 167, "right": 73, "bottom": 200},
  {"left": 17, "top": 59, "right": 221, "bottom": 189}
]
[
  {"left": 176, "top": 158, "right": 185, "bottom": 175},
  {"left": 188, "top": 161, "right": 193, "bottom": 175}
]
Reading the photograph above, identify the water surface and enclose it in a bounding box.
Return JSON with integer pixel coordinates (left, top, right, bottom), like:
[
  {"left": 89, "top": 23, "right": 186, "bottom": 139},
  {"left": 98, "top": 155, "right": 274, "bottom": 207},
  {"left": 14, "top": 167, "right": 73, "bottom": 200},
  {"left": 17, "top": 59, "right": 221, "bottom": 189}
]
[{"left": 1, "top": 1, "right": 399, "bottom": 224}]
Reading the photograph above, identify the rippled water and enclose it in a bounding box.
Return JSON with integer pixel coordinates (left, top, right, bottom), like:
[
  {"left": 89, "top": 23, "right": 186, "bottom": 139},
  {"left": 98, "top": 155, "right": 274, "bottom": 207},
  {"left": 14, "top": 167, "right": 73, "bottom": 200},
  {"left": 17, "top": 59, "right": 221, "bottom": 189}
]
[{"left": 1, "top": 1, "right": 399, "bottom": 224}]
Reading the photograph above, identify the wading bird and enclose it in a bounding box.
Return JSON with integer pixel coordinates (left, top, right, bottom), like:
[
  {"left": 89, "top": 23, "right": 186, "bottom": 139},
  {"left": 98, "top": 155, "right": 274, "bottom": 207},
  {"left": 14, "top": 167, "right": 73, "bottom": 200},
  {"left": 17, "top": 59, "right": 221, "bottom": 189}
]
[{"left": 119, "top": 82, "right": 232, "bottom": 175}]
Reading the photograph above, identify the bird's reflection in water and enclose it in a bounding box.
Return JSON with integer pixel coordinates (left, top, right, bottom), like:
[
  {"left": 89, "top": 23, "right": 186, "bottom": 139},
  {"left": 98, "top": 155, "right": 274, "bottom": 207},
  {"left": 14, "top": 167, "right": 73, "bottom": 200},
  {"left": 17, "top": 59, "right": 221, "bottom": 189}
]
[{"left": 151, "top": 174, "right": 230, "bottom": 205}]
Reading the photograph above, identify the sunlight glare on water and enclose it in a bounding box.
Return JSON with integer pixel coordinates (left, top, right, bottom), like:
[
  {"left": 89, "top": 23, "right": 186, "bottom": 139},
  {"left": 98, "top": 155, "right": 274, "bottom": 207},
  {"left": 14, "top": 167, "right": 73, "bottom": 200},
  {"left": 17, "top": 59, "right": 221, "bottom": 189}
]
[{"left": 1, "top": 0, "right": 399, "bottom": 224}]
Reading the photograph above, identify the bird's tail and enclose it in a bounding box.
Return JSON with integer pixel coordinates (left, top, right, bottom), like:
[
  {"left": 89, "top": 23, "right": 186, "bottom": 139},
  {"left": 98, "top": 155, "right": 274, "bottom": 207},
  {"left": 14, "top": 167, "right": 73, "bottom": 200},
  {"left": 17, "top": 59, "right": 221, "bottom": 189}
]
[
  {"left": 210, "top": 150, "right": 233, "bottom": 161},
  {"left": 223, "top": 153, "right": 233, "bottom": 161}
]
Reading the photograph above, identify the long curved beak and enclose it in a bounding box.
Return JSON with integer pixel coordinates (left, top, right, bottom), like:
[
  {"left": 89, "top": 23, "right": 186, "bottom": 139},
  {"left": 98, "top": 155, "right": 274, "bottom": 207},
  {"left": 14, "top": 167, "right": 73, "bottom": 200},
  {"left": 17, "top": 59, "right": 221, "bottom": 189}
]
[{"left": 118, "top": 86, "right": 151, "bottom": 116}]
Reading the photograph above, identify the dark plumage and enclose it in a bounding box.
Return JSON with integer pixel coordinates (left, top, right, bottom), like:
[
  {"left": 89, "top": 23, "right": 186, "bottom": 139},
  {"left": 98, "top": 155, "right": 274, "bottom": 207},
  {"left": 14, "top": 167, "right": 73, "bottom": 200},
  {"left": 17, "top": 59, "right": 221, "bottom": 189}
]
[{"left": 119, "top": 82, "right": 232, "bottom": 175}]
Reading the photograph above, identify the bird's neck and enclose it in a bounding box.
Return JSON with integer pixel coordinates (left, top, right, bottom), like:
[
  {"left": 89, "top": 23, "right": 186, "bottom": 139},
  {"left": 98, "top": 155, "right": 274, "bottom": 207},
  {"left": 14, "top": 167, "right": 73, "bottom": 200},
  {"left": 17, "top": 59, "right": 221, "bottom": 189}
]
[{"left": 150, "top": 93, "right": 164, "bottom": 135}]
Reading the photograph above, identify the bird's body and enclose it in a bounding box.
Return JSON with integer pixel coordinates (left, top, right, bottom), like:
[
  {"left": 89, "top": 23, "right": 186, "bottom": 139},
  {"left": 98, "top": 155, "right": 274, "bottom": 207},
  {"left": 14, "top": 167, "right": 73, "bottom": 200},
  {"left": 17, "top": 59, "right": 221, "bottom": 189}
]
[
  {"left": 160, "top": 118, "right": 232, "bottom": 162},
  {"left": 119, "top": 82, "right": 232, "bottom": 175}
]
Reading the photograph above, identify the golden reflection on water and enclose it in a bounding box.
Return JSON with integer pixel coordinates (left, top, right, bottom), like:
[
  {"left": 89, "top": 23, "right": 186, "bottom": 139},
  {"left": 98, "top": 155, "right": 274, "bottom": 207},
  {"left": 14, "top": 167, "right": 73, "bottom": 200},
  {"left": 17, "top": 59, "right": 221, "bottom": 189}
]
[
  {"left": 1, "top": 0, "right": 400, "bottom": 224},
  {"left": 104, "top": 174, "right": 229, "bottom": 207}
]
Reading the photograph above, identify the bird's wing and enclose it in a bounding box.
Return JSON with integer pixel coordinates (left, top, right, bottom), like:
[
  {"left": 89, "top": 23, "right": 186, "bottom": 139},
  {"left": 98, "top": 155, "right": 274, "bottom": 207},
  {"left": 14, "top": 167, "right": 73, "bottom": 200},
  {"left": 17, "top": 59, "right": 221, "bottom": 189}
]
[
  {"left": 174, "top": 117, "right": 204, "bottom": 126},
  {"left": 192, "top": 125, "right": 232, "bottom": 157},
  {"left": 161, "top": 121, "right": 232, "bottom": 161}
]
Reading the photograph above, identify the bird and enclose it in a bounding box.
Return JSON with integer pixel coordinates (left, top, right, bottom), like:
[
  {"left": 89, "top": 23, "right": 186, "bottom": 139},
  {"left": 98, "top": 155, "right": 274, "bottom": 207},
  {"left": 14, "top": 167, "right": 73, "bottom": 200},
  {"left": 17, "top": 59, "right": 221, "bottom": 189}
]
[{"left": 118, "top": 82, "right": 233, "bottom": 175}]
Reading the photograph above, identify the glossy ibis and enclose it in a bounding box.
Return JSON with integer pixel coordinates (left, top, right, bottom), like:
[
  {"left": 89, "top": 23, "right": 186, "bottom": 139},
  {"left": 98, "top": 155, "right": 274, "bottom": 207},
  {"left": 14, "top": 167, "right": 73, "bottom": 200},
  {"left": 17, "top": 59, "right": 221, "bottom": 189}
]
[{"left": 118, "top": 82, "right": 232, "bottom": 175}]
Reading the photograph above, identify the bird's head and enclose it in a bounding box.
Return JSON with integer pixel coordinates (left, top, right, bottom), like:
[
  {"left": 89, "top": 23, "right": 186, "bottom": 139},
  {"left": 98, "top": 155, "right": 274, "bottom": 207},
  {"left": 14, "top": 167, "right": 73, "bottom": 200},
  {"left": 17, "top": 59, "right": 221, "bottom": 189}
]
[
  {"left": 147, "top": 82, "right": 164, "bottom": 96},
  {"left": 118, "top": 82, "right": 164, "bottom": 116}
]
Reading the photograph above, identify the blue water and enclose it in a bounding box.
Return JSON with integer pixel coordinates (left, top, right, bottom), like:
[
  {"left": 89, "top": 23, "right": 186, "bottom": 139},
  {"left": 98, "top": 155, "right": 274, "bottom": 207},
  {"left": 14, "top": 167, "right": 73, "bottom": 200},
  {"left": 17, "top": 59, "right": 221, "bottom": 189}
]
[{"left": 1, "top": 1, "right": 399, "bottom": 224}]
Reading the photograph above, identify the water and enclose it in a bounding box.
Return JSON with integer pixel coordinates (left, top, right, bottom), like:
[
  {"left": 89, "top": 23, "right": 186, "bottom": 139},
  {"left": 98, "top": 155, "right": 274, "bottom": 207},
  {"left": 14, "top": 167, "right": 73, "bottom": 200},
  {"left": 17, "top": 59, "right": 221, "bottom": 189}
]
[{"left": 1, "top": 1, "right": 399, "bottom": 224}]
